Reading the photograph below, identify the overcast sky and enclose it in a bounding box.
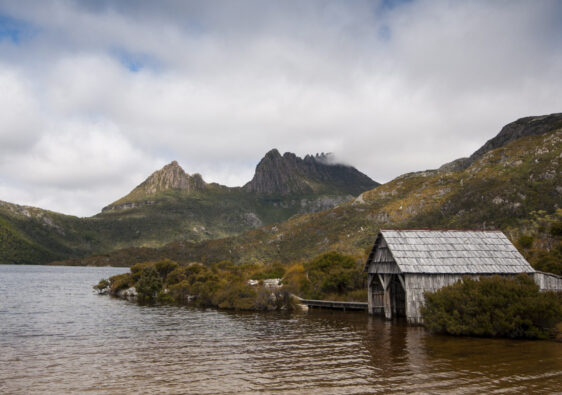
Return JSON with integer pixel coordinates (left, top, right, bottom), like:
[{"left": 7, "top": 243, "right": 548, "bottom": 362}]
[{"left": 0, "top": 0, "right": 561, "bottom": 217}]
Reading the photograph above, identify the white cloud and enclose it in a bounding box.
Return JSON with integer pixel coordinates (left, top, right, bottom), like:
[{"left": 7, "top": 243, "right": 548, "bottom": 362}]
[
  {"left": 0, "top": 66, "right": 42, "bottom": 154},
  {"left": 0, "top": 0, "right": 561, "bottom": 216},
  {"left": 0, "top": 119, "right": 164, "bottom": 215}
]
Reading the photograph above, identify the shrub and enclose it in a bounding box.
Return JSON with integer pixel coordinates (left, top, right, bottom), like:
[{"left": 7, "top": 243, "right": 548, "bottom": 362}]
[
  {"left": 157, "top": 290, "right": 174, "bottom": 304},
  {"left": 168, "top": 280, "right": 193, "bottom": 303},
  {"left": 303, "top": 252, "right": 365, "bottom": 299},
  {"left": 93, "top": 278, "right": 109, "bottom": 293},
  {"left": 252, "top": 262, "right": 286, "bottom": 280},
  {"left": 531, "top": 245, "right": 562, "bottom": 276},
  {"left": 422, "top": 275, "right": 562, "bottom": 339},
  {"left": 108, "top": 273, "right": 132, "bottom": 293},
  {"left": 154, "top": 259, "right": 179, "bottom": 279},
  {"left": 166, "top": 266, "right": 188, "bottom": 286},
  {"left": 213, "top": 282, "right": 257, "bottom": 310},
  {"left": 130, "top": 262, "right": 152, "bottom": 282},
  {"left": 136, "top": 266, "right": 163, "bottom": 303},
  {"left": 517, "top": 234, "right": 534, "bottom": 249},
  {"left": 281, "top": 263, "right": 309, "bottom": 295},
  {"left": 550, "top": 220, "right": 562, "bottom": 237}
]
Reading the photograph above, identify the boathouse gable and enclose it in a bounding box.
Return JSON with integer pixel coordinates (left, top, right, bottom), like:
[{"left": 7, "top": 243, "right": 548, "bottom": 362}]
[{"left": 364, "top": 229, "right": 536, "bottom": 324}]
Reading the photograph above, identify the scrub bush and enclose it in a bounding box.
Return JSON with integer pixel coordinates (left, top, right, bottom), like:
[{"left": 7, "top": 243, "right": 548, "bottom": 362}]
[
  {"left": 136, "top": 266, "right": 163, "bottom": 303},
  {"left": 422, "top": 275, "right": 562, "bottom": 339},
  {"left": 108, "top": 273, "right": 132, "bottom": 293}
]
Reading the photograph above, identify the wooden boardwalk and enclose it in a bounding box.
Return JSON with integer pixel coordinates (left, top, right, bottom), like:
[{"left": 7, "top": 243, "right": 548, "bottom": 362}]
[{"left": 299, "top": 299, "right": 368, "bottom": 311}]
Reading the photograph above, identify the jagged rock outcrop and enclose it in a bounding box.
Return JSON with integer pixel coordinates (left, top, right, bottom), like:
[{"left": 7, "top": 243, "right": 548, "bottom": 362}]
[
  {"left": 139, "top": 161, "right": 206, "bottom": 195},
  {"left": 243, "top": 149, "right": 379, "bottom": 196},
  {"left": 102, "top": 161, "right": 206, "bottom": 212},
  {"left": 440, "top": 113, "right": 562, "bottom": 172}
]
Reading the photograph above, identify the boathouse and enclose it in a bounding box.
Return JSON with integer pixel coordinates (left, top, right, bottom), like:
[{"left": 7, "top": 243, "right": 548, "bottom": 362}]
[{"left": 363, "top": 229, "right": 558, "bottom": 325}]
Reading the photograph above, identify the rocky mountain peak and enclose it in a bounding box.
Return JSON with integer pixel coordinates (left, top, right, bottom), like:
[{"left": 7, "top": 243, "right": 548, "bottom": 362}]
[
  {"left": 264, "top": 148, "right": 282, "bottom": 159},
  {"left": 440, "top": 113, "right": 562, "bottom": 172},
  {"left": 102, "top": 160, "right": 207, "bottom": 212},
  {"left": 139, "top": 161, "right": 206, "bottom": 195},
  {"left": 243, "top": 149, "right": 378, "bottom": 196},
  {"left": 470, "top": 113, "right": 562, "bottom": 160}
]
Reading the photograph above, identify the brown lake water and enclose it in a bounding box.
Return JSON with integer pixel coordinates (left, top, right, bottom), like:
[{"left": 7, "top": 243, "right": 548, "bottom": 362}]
[{"left": 1, "top": 265, "right": 561, "bottom": 394}]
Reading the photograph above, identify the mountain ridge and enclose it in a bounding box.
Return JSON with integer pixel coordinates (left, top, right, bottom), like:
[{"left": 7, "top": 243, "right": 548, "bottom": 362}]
[
  {"left": 102, "top": 160, "right": 209, "bottom": 212},
  {"left": 440, "top": 113, "right": 562, "bottom": 172},
  {"left": 1, "top": 113, "right": 560, "bottom": 266},
  {"left": 0, "top": 149, "right": 379, "bottom": 264},
  {"left": 51, "top": 112, "right": 562, "bottom": 269},
  {"left": 102, "top": 149, "right": 378, "bottom": 213},
  {"left": 243, "top": 149, "right": 378, "bottom": 196}
]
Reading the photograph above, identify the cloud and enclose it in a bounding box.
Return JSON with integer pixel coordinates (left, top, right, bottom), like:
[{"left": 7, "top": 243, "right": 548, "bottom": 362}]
[
  {"left": 0, "top": 65, "right": 42, "bottom": 153},
  {"left": 0, "top": 0, "right": 561, "bottom": 216}
]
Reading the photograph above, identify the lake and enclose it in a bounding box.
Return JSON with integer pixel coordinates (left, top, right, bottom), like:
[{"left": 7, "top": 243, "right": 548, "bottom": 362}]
[{"left": 1, "top": 265, "right": 561, "bottom": 394}]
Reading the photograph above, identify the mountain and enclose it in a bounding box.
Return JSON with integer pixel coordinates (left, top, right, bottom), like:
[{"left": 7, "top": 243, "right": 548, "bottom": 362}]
[
  {"left": 440, "top": 113, "right": 562, "bottom": 171},
  {"left": 102, "top": 161, "right": 208, "bottom": 212},
  {"left": 60, "top": 113, "right": 562, "bottom": 268},
  {"left": 0, "top": 150, "right": 378, "bottom": 264},
  {"left": 93, "top": 150, "right": 378, "bottom": 248},
  {"left": 243, "top": 149, "right": 378, "bottom": 195}
]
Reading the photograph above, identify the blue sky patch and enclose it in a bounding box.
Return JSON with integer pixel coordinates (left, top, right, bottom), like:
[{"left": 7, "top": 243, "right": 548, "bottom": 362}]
[
  {"left": 0, "top": 15, "right": 37, "bottom": 44},
  {"left": 111, "top": 48, "right": 160, "bottom": 73}
]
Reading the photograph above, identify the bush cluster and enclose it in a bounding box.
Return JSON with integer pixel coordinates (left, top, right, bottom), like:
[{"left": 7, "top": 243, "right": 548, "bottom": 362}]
[
  {"left": 97, "top": 251, "right": 368, "bottom": 310},
  {"left": 100, "top": 258, "right": 298, "bottom": 311},
  {"left": 422, "top": 275, "right": 562, "bottom": 339},
  {"left": 283, "top": 252, "right": 366, "bottom": 301}
]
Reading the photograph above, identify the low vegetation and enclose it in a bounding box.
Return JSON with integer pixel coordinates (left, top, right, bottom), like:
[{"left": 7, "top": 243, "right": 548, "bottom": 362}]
[
  {"left": 283, "top": 252, "right": 366, "bottom": 301},
  {"left": 512, "top": 209, "right": 562, "bottom": 275},
  {"left": 422, "top": 275, "right": 562, "bottom": 339},
  {"left": 96, "top": 258, "right": 299, "bottom": 311},
  {"left": 95, "top": 252, "right": 367, "bottom": 311}
]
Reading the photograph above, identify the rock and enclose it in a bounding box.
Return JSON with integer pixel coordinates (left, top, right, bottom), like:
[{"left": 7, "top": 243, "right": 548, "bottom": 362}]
[
  {"left": 242, "top": 212, "right": 263, "bottom": 228},
  {"left": 95, "top": 286, "right": 110, "bottom": 295},
  {"left": 117, "top": 287, "right": 138, "bottom": 300},
  {"left": 102, "top": 161, "right": 207, "bottom": 211},
  {"left": 243, "top": 149, "right": 379, "bottom": 196}
]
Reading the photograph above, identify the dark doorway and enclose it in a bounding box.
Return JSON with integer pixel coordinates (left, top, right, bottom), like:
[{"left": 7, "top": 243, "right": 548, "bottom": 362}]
[{"left": 389, "top": 274, "right": 406, "bottom": 318}]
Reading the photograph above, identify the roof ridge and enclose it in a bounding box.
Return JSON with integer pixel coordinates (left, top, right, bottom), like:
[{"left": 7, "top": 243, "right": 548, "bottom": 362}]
[
  {"left": 380, "top": 228, "right": 503, "bottom": 232},
  {"left": 367, "top": 229, "right": 535, "bottom": 274}
]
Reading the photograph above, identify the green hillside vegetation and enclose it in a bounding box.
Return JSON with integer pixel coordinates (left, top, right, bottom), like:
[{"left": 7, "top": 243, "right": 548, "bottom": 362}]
[
  {"left": 0, "top": 202, "right": 100, "bottom": 264},
  {"left": 512, "top": 209, "right": 562, "bottom": 275},
  {"left": 422, "top": 275, "right": 562, "bottom": 339},
  {"left": 1, "top": 151, "right": 377, "bottom": 264},
  {"left": 64, "top": 129, "right": 562, "bottom": 274},
  {"left": 0, "top": 188, "right": 367, "bottom": 265},
  {"left": 94, "top": 187, "right": 356, "bottom": 249}
]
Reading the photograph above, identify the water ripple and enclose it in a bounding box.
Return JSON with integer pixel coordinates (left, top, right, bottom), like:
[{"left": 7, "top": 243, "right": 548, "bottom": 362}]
[{"left": 1, "top": 265, "right": 561, "bottom": 394}]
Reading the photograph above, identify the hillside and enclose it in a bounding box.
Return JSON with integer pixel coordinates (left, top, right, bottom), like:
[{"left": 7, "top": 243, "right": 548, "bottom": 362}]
[
  {"left": 0, "top": 150, "right": 378, "bottom": 264},
  {"left": 58, "top": 113, "right": 562, "bottom": 268}
]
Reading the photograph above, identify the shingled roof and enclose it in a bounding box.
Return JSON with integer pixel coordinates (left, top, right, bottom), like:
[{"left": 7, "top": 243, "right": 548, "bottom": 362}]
[{"left": 366, "top": 229, "right": 535, "bottom": 274}]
